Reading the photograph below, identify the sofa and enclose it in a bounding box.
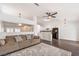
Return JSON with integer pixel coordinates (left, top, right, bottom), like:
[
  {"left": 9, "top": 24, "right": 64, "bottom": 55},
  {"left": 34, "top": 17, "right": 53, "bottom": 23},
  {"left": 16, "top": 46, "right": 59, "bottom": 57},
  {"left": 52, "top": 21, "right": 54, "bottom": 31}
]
[{"left": 0, "top": 35, "right": 40, "bottom": 56}]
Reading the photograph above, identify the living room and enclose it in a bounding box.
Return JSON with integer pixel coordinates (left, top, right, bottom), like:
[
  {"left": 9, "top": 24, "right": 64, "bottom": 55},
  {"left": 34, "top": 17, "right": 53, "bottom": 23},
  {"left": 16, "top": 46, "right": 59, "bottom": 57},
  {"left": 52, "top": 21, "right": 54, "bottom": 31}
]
[{"left": 0, "top": 3, "right": 79, "bottom": 56}]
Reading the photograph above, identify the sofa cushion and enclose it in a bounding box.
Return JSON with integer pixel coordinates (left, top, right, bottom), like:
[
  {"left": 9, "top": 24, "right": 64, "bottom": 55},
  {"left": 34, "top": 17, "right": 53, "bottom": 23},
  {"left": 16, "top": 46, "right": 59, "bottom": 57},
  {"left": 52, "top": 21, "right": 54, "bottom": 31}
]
[
  {"left": 15, "top": 36, "right": 23, "bottom": 42},
  {"left": 19, "top": 35, "right": 27, "bottom": 40},
  {"left": 0, "top": 39, "right": 5, "bottom": 46},
  {"left": 18, "top": 39, "right": 31, "bottom": 49}
]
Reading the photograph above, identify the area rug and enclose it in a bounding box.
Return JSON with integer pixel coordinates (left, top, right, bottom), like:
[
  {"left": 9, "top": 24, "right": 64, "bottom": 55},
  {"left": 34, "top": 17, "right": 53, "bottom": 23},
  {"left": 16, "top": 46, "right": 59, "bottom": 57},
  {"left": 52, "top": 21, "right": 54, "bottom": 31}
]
[{"left": 7, "top": 43, "right": 71, "bottom": 56}]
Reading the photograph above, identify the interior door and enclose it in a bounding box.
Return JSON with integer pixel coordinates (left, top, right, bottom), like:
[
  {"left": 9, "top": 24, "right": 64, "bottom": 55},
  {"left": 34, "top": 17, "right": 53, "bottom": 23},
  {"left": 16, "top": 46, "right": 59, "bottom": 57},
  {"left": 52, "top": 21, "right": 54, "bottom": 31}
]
[{"left": 52, "top": 28, "right": 58, "bottom": 39}]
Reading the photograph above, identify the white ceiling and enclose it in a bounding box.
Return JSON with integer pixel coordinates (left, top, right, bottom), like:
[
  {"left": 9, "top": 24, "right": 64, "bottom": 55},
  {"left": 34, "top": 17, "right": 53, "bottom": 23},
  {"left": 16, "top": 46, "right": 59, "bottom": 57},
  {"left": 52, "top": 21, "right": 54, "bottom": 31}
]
[{"left": 0, "top": 3, "right": 79, "bottom": 26}]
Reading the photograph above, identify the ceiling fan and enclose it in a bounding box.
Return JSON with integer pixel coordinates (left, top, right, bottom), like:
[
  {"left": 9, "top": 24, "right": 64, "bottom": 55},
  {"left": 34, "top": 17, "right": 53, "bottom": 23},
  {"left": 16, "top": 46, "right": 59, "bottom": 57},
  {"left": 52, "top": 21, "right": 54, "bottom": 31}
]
[
  {"left": 34, "top": 3, "right": 58, "bottom": 20},
  {"left": 43, "top": 12, "right": 58, "bottom": 19}
]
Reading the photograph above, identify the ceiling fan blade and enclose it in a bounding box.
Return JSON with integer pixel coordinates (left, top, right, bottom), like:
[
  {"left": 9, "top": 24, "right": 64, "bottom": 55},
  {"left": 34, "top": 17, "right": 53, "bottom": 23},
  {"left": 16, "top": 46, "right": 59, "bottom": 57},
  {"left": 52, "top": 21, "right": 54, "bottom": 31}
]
[
  {"left": 46, "top": 12, "right": 51, "bottom": 16},
  {"left": 52, "top": 12, "right": 58, "bottom": 15},
  {"left": 51, "top": 16, "right": 56, "bottom": 18},
  {"left": 43, "top": 12, "right": 58, "bottom": 19},
  {"left": 34, "top": 3, "right": 40, "bottom": 6}
]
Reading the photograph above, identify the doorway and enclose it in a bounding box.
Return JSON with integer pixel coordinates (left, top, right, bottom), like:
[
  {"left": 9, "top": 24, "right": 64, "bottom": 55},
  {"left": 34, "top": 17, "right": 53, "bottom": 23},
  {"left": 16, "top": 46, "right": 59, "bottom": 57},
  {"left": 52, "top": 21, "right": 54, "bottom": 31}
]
[{"left": 52, "top": 28, "right": 59, "bottom": 40}]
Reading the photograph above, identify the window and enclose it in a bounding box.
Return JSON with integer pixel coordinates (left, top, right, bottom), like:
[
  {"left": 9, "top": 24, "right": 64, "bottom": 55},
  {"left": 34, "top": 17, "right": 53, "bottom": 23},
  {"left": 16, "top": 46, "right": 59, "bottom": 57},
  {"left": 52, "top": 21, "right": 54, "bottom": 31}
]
[
  {"left": 10, "top": 28, "right": 13, "bottom": 32},
  {"left": 6, "top": 28, "right": 13, "bottom": 32},
  {"left": 6, "top": 28, "right": 11, "bottom": 32},
  {"left": 15, "top": 28, "right": 21, "bottom": 32}
]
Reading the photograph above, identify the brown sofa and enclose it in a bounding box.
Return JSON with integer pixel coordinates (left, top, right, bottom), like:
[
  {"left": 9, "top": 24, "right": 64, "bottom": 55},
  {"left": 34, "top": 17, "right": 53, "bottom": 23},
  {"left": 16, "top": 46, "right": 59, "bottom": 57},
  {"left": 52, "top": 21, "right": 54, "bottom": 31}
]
[{"left": 0, "top": 35, "right": 40, "bottom": 56}]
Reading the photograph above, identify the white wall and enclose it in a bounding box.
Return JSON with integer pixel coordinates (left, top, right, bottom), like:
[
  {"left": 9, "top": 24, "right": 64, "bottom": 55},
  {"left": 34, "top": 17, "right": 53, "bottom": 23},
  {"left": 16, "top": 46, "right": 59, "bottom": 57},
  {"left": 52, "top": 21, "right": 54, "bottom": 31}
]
[
  {"left": 33, "top": 16, "right": 41, "bottom": 36},
  {"left": 0, "top": 21, "right": 6, "bottom": 39},
  {"left": 42, "top": 19, "right": 77, "bottom": 41},
  {"left": 59, "top": 22, "right": 77, "bottom": 41},
  {"left": 0, "top": 21, "right": 2, "bottom": 32},
  {"left": 75, "top": 21, "right": 79, "bottom": 41}
]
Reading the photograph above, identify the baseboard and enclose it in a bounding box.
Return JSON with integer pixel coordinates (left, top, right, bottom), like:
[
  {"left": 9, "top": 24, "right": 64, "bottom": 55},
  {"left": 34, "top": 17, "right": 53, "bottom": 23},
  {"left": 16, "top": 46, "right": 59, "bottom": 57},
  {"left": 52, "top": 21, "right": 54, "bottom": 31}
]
[{"left": 59, "top": 39, "right": 79, "bottom": 42}]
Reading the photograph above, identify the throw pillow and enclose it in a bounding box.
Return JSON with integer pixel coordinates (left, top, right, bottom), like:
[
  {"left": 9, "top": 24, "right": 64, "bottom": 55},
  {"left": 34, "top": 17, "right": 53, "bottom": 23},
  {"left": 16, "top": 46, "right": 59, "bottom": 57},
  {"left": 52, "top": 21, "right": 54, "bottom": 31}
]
[
  {"left": 15, "top": 36, "right": 23, "bottom": 42},
  {"left": 26, "top": 34, "right": 34, "bottom": 40},
  {"left": 0, "top": 39, "right": 5, "bottom": 46}
]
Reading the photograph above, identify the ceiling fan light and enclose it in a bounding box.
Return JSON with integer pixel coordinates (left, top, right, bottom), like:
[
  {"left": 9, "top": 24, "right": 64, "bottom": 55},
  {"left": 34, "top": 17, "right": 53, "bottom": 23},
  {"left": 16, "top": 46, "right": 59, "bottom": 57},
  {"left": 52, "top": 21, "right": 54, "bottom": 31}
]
[{"left": 48, "top": 16, "right": 52, "bottom": 19}]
